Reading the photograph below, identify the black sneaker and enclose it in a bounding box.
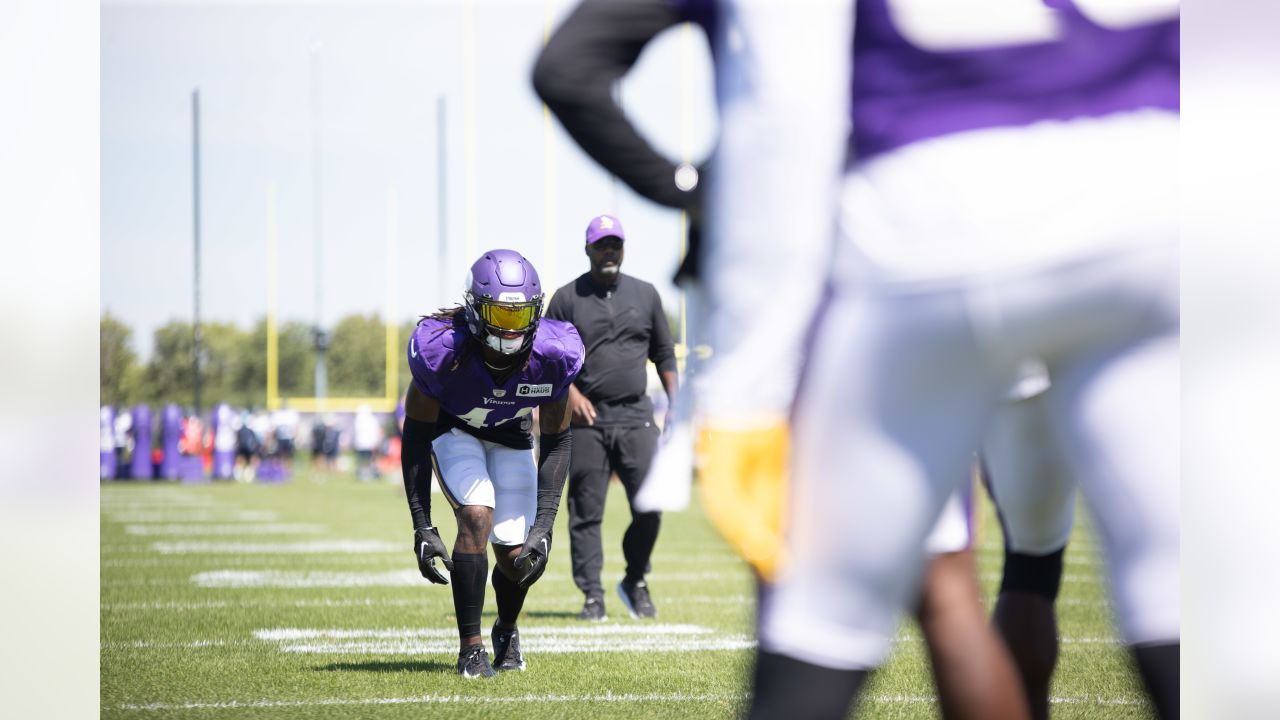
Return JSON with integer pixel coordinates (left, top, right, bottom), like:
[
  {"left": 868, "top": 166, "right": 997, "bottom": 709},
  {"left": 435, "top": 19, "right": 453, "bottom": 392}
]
[
  {"left": 617, "top": 578, "right": 657, "bottom": 619},
  {"left": 577, "top": 596, "right": 608, "bottom": 622},
  {"left": 456, "top": 644, "right": 496, "bottom": 678},
  {"left": 491, "top": 623, "right": 526, "bottom": 672}
]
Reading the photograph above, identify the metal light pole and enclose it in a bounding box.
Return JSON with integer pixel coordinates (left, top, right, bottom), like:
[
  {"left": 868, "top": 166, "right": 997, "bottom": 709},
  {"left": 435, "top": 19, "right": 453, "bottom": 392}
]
[
  {"left": 192, "top": 88, "right": 203, "bottom": 415},
  {"left": 437, "top": 95, "right": 448, "bottom": 308},
  {"left": 311, "top": 44, "right": 328, "bottom": 403}
]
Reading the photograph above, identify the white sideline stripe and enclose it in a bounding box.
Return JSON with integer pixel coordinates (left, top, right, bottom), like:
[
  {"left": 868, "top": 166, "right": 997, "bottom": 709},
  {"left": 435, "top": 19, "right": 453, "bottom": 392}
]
[
  {"left": 110, "top": 692, "right": 746, "bottom": 711},
  {"left": 194, "top": 570, "right": 423, "bottom": 588},
  {"left": 106, "top": 692, "right": 1145, "bottom": 712},
  {"left": 127, "top": 524, "right": 326, "bottom": 536},
  {"left": 108, "top": 510, "right": 278, "bottom": 522},
  {"left": 191, "top": 570, "right": 746, "bottom": 588},
  {"left": 152, "top": 540, "right": 400, "bottom": 554},
  {"left": 256, "top": 624, "right": 718, "bottom": 640}
]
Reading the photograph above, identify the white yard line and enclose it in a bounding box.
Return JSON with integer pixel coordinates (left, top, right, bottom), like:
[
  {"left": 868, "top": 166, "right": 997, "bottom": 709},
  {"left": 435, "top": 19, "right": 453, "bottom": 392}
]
[
  {"left": 108, "top": 692, "right": 748, "bottom": 711},
  {"left": 274, "top": 638, "right": 758, "bottom": 654},
  {"left": 125, "top": 524, "right": 326, "bottom": 536},
  {"left": 150, "top": 540, "right": 401, "bottom": 554},
  {"left": 192, "top": 570, "right": 425, "bottom": 588},
  {"left": 108, "top": 510, "right": 279, "bottom": 522},
  {"left": 105, "top": 691, "right": 1145, "bottom": 712}
]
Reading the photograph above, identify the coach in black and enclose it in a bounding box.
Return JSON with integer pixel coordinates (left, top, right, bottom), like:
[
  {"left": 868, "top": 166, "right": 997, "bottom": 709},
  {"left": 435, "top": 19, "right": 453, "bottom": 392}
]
[{"left": 546, "top": 214, "right": 678, "bottom": 621}]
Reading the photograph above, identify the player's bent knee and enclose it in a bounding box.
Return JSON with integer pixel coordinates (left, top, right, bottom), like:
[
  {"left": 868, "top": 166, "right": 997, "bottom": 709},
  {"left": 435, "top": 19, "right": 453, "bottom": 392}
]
[
  {"left": 455, "top": 505, "right": 495, "bottom": 549},
  {"left": 1000, "top": 546, "right": 1066, "bottom": 601}
]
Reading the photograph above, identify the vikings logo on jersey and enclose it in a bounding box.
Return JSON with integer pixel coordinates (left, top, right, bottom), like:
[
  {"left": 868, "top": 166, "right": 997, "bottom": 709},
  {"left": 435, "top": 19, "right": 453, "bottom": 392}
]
[{"left": 407, "top": 316, "right": 584, "bottom": 438}]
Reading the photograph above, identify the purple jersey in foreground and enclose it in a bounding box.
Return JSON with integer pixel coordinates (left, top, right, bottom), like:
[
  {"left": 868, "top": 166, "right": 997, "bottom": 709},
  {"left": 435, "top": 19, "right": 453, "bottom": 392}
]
[
  {"left": 851, "top": 0, "right": 1179, "bottom": 161},
  {"left": 408, "top": 316, "right": 585, "bottom": 449}
]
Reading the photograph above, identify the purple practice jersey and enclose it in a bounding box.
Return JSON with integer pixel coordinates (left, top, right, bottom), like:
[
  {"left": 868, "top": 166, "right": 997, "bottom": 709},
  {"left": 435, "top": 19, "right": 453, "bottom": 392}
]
[
  {"left": 407, "top": 316, "right": 585, "bottom": 449},
  {"left": 850, "top": 0, "right": 1179, "bottom": 161}
]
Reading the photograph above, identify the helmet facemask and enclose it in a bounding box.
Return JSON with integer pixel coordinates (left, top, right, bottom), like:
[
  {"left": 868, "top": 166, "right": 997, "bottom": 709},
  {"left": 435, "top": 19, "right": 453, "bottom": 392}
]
[{"left": 463, "top": 292, "right": 543, "bottom": 356}]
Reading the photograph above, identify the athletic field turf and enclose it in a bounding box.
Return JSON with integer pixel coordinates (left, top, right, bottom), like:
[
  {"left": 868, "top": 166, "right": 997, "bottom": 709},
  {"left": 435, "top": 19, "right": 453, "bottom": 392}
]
[{"left": 102, "top": 466, "right": 1153, "bottom": 718}]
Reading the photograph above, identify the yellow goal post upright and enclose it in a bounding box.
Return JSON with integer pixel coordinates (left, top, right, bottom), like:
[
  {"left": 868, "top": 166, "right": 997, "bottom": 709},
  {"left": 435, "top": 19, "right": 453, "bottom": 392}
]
[{"left": 266, "top": 184, "right": 403, "bottom": 414}]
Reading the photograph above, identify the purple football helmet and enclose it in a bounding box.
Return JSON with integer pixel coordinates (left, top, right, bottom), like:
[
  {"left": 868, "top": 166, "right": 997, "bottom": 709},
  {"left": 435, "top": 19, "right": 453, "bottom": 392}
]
[{"left": 462, "top": 249, "right": 544, "bottom": 355}]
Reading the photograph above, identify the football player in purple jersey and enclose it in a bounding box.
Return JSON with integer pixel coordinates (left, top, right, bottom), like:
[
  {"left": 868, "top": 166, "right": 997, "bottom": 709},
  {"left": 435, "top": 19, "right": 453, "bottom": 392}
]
[{"left": 400, "top": 249, "right": 585, "bottom": 678}]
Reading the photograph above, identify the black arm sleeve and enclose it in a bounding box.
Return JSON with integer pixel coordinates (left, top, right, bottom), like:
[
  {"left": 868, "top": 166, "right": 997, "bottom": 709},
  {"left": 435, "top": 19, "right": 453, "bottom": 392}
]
[
  {"left": 533, "top": 0, "right": 701, "bottom": 212},
  {"left": 532, "top": 429, "right": 573, "bottom": 531},
  {"left": 402, "top": 417, "right": 437, "bottom": 529}
]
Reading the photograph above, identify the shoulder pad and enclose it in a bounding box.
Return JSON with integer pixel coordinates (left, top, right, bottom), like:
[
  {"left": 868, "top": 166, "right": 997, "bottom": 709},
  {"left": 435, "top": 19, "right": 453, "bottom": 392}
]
[
  {"left": 535, "top": 319, "right": 586, "bottom": 386},
  {"left": 408, "top": 318, "right": 465, "bottom": 395}
]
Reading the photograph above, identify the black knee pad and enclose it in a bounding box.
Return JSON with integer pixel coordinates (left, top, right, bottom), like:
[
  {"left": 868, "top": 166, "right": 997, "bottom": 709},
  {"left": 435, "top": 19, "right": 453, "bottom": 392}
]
[{"left": 1000, "top": 546, "right": 1066, "bottom": 601}]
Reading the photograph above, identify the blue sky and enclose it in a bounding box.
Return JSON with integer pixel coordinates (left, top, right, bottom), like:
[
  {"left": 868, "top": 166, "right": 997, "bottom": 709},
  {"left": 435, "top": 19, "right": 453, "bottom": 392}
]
[{"left": 102, "top": 0, "right": 717, "bottom": 358}]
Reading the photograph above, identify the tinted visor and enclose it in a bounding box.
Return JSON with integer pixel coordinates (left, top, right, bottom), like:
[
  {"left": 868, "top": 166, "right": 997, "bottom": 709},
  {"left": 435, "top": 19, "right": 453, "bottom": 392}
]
[{"left": 478, "top": 299, "right": 539, "bottom": 332}]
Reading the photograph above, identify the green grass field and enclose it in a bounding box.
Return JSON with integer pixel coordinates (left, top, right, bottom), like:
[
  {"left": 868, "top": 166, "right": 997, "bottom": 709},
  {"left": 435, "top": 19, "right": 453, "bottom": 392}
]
[{"left": 102, "top": 465, "right": 1151, "bottom": 718}]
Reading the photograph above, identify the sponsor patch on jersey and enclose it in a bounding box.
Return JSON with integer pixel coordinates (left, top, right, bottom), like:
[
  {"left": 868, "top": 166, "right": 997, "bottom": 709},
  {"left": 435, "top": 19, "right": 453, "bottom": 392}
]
[{"left": 516, "top": 383, "right": 554, "bottom": 398}]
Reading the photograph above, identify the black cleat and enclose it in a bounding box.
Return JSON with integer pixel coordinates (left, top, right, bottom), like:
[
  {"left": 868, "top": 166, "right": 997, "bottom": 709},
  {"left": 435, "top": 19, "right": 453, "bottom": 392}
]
[
  {"left": 577, "top": 596, "right": 608, "bottom": 622},
  {"left": 617, "top": 578, "right": 657, "bottom": 619},
  {"left": 456, "top": 644, "right": 497, "bottom": 678},
  {"left": 491, "top": 623, "right": 526, "bottom": 672}
]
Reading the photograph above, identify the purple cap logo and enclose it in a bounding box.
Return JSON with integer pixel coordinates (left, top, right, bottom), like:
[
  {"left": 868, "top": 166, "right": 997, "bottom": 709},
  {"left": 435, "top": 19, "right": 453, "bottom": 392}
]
[{"left": 585, "top": 214, "right": 625, "bottom": 245}]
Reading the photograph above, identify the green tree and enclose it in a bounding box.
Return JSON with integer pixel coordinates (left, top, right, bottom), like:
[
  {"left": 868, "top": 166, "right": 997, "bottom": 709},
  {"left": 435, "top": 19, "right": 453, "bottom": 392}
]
[
  {"left": 139, "top": 320, "right": 195, "bottom": 408},
  {"left": 139, "top": 320, "right": 248, "bottom": 408},
  {"left": 199, "top": 321, "right": 252, "bottom": 407},
  {"left": 240, "top": 319, "right": 316, "bottom": 403},
  {"left": 101, "top": 312, "right": 140, "bottom": 406},
  {"left": 326, "top": 313, "right": 388, "bottom": 396}
]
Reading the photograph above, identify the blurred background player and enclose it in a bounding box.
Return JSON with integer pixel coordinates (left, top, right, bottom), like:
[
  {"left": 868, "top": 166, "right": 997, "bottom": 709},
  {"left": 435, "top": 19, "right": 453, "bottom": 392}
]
[
  {"left": 270, "top": 404, "right": 299, "bottom": 464},
  {"left": 545, "top": 214, "right": 678, "bottom": 621},
  {"left": 353, "top": 403, "right": 383, "bottom": 481},
  {"left": 400, "top": 249, "right": 585, "bottom": 678},
  {"left": 536, "top": 3, "right": 1029, "bottom": 718},
  {"left": 695, "top": 2, "right": 1180, "bottom": 719},
  {"left": 234, "top": 409, "right": 261, "bottom": 482}
]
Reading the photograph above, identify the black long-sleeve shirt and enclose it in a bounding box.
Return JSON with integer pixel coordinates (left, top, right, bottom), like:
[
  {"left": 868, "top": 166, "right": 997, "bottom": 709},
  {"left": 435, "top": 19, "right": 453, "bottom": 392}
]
[
  {"left": 546, "top": 273, "right": 677, "bottom": 427},
  {"left": 533, "top": 0, "right": 709, "bottom": 281}
]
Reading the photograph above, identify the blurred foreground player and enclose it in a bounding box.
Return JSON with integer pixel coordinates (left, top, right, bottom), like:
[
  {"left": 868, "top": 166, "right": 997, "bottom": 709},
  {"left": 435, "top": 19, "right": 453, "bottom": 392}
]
[
  {"left": 537, "top": 3, "right": 1024, "bottom": 718},
  {"left": 698, "top": 2, "right": 1180, "bottom": 718},
  {"left": 401, "top": 249, "right": 584, "bottom": 677}
]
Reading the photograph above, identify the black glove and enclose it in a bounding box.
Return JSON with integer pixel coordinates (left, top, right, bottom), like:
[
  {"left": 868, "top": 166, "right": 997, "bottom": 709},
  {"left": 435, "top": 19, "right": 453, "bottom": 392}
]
[
  {"left": 413, "top": 526, "right": 452, "bottom": 584},
  {"left": 514, "top": 525, "right": 552, "bottom": 588}
]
